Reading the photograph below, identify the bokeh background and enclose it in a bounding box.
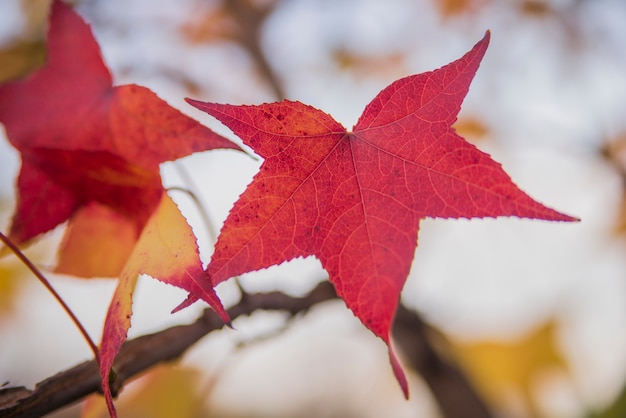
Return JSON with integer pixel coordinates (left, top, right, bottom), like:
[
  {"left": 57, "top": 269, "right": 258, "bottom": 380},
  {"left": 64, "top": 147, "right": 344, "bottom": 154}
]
[{"left": 1, "top": 0, "right": 626, "bottom": 417}]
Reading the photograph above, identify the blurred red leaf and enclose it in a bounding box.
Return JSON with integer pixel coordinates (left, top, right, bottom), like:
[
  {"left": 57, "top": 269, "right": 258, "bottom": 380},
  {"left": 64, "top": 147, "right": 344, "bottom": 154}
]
[
  {"left": 0, "top": 1, "right": 236, "bottom": 416},
  {"left": 188, "top": 30, "right": 577, "bottom": 397},
  {"left": 0, "top": 0, "right": 241, "bottom": 278}
]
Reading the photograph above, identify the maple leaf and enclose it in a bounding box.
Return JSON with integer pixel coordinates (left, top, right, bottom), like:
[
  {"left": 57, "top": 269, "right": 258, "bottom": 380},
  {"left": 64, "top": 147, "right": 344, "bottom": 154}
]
[
  {"left": 0, "top": 0, "right": 241, "bottom": 278},
  {"left": 99, "top": 193, "right": 229, "bottom": 417},
  {"left": 0, "top": 2, "right": 236, "bottom": 416},
  {"left": 187, "top": 30, "right": 577, "bottom": 397}
]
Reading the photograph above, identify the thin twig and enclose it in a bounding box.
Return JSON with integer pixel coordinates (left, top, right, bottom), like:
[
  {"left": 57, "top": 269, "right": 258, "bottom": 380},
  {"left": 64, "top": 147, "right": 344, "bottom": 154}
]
[
  {"left": 167, "top": 179, "right": 248, "bottom": 296},
  {"left": 0, "top": 282, "right": 337, "bottom": 417},
  {"left": 393, "top": 305, "right": 493, "bottom": 418},
  {"left": 0, "top": 232, "right": 100, "bottom": 363},
  {"left": 169, "top": 161, "right": 220, "bottom": 243}
]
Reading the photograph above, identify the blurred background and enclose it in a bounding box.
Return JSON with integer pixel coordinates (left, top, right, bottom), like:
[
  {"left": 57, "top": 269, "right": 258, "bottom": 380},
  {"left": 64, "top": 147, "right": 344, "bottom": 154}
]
[{"left": 1, "top": 0, "right": 626, "bottom": 417}]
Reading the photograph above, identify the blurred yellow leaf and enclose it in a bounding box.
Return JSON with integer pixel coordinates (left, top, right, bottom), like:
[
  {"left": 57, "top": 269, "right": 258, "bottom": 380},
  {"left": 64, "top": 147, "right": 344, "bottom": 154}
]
[
  {"left": 0, "top": 195, "right": 52, "bottom": 316},
  {"left": 434, "top": 0, "right": 488, "bottom": 18},
  {"left": 0, "top": 258, "right": 27, "bottom": 316},
  {"left": 452, "top": 117, "right": 489, "bottom": 142},
  {"left": 600, "top": 134, "right": 626, "bottom": 235},
  {"left": 520, "top": 0, "right": 553, "bottom": 17},
  {"left": 331, "top": 49, "right": 407, "bottom": 79},
  {"left": 180, "top": 3, "right": 239, "bottom": 44},
  {"left": 613, "top": 199, "right": 626, "bottom": 236},
  {"left": 0, "top": 40, "right": 46, "bottom": 84},
  {"left": 0, "top": 248, "right": 57, "bottom": 317},
  {"left": 82, "top": 365, "right": 214, "bottom": 418},
  {"left": 54, "top": 203, "right": 137, "bottom": 278},
  {"left": 20, "top": 0, "right": 54, "bottom": 39},
  {"left": 448, "top": 319, "right": 570, "bottom": 417},
  {"left": 0, "top": 0, "right": 52, "bottom": 83}
]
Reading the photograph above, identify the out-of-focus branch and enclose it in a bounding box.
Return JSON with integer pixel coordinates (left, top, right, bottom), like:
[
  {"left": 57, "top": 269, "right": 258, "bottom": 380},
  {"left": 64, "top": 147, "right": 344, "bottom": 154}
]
[
  {"left": 393, "top": 305, "right": 494, "bottom": 418},
  {"left": 0, "top": 282, "right": 336, "bottom": 417},
  {"left": 0, "top": 281, "right": 493, "bottom": 418},
  {"left": 226, "top": 0, "right": 285, "bottom": 100}
]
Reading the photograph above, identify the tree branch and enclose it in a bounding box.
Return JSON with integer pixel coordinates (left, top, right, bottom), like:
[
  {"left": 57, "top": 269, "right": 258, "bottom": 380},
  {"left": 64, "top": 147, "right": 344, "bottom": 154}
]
[
  {"left": 0, "top": 282, "right": 335, "bottom": 417},
  {"left": 0, "top": 281, "right": 492, "bottom": 418},
  {"left": 393, "top": 305, "right": 494, "bottom": 418}
]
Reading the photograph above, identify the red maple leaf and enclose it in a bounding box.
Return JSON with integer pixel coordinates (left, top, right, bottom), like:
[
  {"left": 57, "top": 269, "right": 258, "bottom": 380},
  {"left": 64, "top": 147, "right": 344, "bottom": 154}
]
[
  {"left": 0, "top": 2, "right": 236, "bottom": 415},
  {"left": 0, "top": 0, "right": 240, "bottom": 277},
  {"left": 187, "top": 31, "right": 577, "bottom": 396}
]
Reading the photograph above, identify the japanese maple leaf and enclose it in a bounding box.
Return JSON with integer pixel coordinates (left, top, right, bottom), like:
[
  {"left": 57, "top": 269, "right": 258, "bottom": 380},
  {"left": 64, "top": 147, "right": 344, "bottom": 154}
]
[
  {"left": 0, "top": 2, "right": 235, "bottom": 416},
  {"left": 187, "top": 31, "right": 577, "bottom": 397}
]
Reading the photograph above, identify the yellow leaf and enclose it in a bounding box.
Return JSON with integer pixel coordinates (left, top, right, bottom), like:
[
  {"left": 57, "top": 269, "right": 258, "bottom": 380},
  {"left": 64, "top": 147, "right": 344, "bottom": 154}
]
[
  {"left": 0, "top": 40, "right": 46, "bottom": 84},
  {"left": 82, "top": 365, "right": 213, "bottom": 418},
  {"left": 0, "top": 258, "right": 27, "bottom": 316},
  {"left": 54, "top": 203, "right": 138, "bottom": 278},
  {"left": 448, "top": 319, "right": 570, "bottom": 417},
  {"left": 434, "top": 0, "right": 488, "bottom": 18},
  {"left": 331, "top": 49, "right": 407, "bottom": 79},
  {"left": 452, "top": 117, "right": 489, "bottom": 142}
]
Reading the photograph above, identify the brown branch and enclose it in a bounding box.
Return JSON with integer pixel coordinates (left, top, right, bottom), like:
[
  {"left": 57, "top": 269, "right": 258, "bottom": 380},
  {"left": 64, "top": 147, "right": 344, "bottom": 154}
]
[
  {"left": 393, "top": 305, "right": 494, "bottom": 418},
  {"left": 226, "top": 0, "right": 285, "bottom": 100},
  {"left": 0, "top": 282, "right": 336, "bottom": 417},
  {"left": 0, "top": 281, "right": 492, "bottom": 418}
]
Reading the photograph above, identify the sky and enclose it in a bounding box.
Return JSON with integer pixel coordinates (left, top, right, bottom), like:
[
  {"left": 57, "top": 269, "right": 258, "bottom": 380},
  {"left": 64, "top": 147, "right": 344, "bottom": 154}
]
[{"left": 1, "top": 1, "right": 626, "bottom": 417}]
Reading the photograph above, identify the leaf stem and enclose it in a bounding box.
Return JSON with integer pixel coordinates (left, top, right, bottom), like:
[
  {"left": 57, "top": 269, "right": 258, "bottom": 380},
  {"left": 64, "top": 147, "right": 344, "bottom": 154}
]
[{"left": 0, "top": 232, "right": 100, "bottom": 362}]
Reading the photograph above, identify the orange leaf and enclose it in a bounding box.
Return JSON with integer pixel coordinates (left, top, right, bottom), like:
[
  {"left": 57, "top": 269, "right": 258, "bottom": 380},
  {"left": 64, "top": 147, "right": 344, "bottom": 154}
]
[
  {"left": 54, "top": 203, "right": 137, "bottom": 278},
  {"left": 100, "top": 193, "right": 229, "bottom": 417}
]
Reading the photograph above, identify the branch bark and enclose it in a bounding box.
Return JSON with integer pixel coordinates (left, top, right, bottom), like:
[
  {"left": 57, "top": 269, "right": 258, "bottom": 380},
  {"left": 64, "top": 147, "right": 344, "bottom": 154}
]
[
  {"left": 0, "top": 281, "right": 492, "bottom": 418},
  {"left": 0, "top": 282, "right": 332, "bottom": 417},
  {"left": 394, "top": 305, "right": 494, "bottom": 418}
]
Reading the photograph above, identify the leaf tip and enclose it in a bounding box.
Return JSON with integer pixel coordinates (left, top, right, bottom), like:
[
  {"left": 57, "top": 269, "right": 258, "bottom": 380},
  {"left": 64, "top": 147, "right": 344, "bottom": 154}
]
[
  {"left": 171, "top": 293, "right": 200, "bottom": 314},
  {"left": 185, "top": 97, "right": 211, "bottom": 113},
  {"left": 560, "top": 214, "right": 580, "bottom": 223},
  {"left": 389, "top": 345, "right": 409, "bottom": 399},
  {"left": 184, "top": 97, "right": 201, "bottom": 106},
  {"left": 534, "top": 205, "right": 580, "bottom": 223},
  {"left": 173, "top": 292, "right": 231, "bottom": 325},
  {"left": 474, "top": 29, "right": 491, "bottom": 56}
]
